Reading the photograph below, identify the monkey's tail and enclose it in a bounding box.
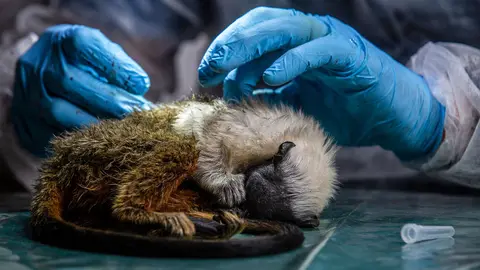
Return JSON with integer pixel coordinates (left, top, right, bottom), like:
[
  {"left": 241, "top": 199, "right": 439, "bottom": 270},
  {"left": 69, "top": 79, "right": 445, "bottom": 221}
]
[
  {"left": 27, "top": 182, "right": 304, "bottom": 258},
  {"left": 28, "top": 214, "right": 304, "bottom": 258}
]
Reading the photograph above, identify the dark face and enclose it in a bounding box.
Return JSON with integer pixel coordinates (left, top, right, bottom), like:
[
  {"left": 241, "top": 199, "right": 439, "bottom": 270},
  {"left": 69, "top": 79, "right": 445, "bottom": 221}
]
[{"left": 243, "top": 142, "right": 320, "bottom": 228}]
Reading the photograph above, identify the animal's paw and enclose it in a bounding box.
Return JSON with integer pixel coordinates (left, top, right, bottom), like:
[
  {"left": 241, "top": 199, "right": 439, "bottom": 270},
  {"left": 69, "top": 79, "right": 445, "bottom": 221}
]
[
  {"left": 214, "top": 174, "right": 246, "bottom": 208},
  {"left": 169, "top": 213, "right": 196, "bottom": 238},
  {"left": 213, "top": 210, "right": 246, "bottom": 239},
  {"left": 148, "top": 213, "right": 195, "bottom": 239}
]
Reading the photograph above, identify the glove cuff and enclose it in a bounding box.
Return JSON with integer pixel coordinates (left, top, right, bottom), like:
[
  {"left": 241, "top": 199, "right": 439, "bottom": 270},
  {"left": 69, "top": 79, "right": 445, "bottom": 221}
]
[{"left": 395, "top": 87, "right": 446, "bottom": 162}]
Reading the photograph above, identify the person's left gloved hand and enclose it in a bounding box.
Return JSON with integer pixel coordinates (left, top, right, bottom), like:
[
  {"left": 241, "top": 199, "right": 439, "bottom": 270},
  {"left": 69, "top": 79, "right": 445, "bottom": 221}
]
[
  {"left": 11, "top": 24, "right": 154, "bottom": 158},
  {"left": 198, "top": 7, "right": 445, "bottom": 162}
]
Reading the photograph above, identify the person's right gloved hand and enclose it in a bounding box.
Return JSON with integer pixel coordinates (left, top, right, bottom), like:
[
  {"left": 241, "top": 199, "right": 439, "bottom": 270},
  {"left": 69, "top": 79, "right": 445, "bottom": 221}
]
[
  {"left": 198, "top": 7, "right": 446, "bottom": 162},
  {"left": 11, "top": 24, "right": 154, "bottom": 158}
]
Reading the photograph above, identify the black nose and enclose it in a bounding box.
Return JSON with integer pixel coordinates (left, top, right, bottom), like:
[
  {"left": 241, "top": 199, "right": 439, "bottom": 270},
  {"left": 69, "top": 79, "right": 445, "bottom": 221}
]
[{"left": 299, "top": 218, "right": 320, "bottom": 228}]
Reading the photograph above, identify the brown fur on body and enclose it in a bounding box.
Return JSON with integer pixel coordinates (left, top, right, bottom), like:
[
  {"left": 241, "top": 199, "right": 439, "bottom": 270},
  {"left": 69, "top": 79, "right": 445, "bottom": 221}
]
[
  {"left": 28, "top": 98, "right": 305, "bottom": 258},
  {"left": 32, "top": 106, "right": 205, "bottom": 231}
]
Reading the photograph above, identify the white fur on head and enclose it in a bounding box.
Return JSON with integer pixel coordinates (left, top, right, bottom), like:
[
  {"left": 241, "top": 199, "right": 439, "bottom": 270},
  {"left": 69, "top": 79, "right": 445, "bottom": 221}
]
[
  {"left": 235, "top": 101, "right": 338, "bottom": 220},
  {"left": 171, "top": 98, "right": 338, "bottom": 217},
  {"left": 172, "top": 100, "right": 227, "bottom": 138},
  {"left": 279, "top": 130, "right": 338, "bottom": 220}
]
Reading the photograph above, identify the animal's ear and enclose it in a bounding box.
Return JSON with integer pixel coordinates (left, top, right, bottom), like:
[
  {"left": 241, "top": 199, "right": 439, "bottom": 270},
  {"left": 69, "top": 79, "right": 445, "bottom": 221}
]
[{"left": 273, "top": 141, "right": 296, "bottom": 168}]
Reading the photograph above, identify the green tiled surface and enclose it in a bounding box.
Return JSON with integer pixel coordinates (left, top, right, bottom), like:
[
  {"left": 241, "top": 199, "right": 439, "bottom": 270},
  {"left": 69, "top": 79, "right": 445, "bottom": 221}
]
[{"left": 0, "top": 189, "right": 479, "bottom": 270}]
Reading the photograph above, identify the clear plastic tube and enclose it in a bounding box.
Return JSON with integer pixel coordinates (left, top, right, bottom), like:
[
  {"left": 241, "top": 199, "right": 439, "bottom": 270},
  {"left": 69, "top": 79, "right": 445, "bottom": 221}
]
[{"left": 401, "top": 223, "right": 455, "bottom": 244}]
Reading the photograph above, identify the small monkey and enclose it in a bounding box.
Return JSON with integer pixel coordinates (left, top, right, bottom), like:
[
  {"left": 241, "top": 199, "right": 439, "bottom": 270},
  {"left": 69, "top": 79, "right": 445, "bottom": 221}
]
[
  {"left": 28, "top": 95, "right": 337, "bottom": 257},
  {"left": 173, "top": 97, "right": 338, "bottom": 226}
]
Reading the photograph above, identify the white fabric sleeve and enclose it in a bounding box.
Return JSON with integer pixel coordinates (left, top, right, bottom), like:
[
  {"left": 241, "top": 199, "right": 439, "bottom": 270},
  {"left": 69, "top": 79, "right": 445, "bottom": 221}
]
[
  {"left": 406, "top": 42, "right": 480, "bottom": 188},
  {"left": 0, "top": 33, "right": 42, "bottom": 192}
]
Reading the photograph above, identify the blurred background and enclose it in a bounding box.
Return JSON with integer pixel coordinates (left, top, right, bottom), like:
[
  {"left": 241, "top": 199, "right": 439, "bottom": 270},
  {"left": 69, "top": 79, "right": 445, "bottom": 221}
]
[{"left": 0, "top": 1, "right": 479, "bottom": 269}]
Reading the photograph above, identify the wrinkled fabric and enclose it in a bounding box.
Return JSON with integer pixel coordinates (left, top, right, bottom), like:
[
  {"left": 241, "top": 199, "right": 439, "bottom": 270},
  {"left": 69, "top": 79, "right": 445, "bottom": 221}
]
[
  {"left": 0, "top": 34, "right": 41, "bottom": 192},
  {"left": 1, "top": 0, "right": 480, "bottom": 191},
  {"left": 406, "top": 42, "right": 480, "bottom": 188}
]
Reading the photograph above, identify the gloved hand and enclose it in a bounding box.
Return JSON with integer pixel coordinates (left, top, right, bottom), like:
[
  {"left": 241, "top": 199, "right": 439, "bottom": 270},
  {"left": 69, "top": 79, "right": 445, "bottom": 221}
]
[
  {"left": 11, "top": 24, "right": 154, "bottom": 158},
  {"left": 198, "top": 7, "right": 445, "bottom": 161}
]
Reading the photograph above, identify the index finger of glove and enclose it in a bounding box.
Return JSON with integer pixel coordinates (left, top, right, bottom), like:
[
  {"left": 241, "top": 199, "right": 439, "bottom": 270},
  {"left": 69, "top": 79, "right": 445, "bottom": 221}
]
[
  {"left": 61, "top": 25, "right": 151, "bottom": 95},
  {"left": 263, "top": 33, "right": 361, "bottom": 86},
  {"left": 198, "top": 7, "right": 303, "bottom": 87},
  {"left": 223, "top": 50, "right": 287, "bottom": 103},
  {"left": 45, "top": 64, "right": 154, "bottom": 119},
  {"left": 199, "top": 15, "right": 329, "bottom": 87}
]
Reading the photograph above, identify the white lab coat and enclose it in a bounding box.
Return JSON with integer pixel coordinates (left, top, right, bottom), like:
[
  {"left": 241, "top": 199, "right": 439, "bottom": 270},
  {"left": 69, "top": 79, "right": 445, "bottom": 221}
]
[{"left": 1, "top": 1, "right": 479, "bottom": 191}]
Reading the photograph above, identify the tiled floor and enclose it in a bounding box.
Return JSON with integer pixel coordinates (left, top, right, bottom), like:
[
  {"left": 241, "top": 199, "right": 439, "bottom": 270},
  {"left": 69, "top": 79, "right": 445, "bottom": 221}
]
[{"left": 0, "top": 187, "right": 479, "bottom": 270}]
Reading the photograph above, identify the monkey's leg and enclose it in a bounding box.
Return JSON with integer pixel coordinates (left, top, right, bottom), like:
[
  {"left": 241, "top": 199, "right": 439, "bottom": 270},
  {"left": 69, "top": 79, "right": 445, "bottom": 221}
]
[
  {"left": 242, "top": 219, "right": 284, "bottom": 235},
  {"left": 148, "top": 211, "right": 245, "bottom": 240},
  {"left": 111, "top": 138, "right": 199, "bottom": 238},
  {"left": 112, "top": 179, "right": 196, "bottom": 238},
  {"left": 112, "top": 207, "right": 195, "bottom": 238}
]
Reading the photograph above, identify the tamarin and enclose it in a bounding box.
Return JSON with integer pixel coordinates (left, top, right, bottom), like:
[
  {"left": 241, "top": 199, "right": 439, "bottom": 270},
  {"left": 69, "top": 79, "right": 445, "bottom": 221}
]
[{"left": 28, "top": 96, "right": 338, "bottom": 258}]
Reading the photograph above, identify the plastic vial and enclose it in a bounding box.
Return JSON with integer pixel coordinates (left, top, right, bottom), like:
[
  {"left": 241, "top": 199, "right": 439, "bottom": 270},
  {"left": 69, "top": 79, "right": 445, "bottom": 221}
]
[{"left": 401, "top": 223, "right": 455, "bottom": 244}]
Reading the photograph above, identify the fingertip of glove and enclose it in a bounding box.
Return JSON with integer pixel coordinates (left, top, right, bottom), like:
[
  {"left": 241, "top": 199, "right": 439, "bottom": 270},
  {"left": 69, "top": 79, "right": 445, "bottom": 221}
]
[
  {"left": 198, "top": 62, "right": 224, "bottom": 87},
  {"left": 198, "top": 42, "right": 235, "bottom": 87},
  {"left": 62, "top": 25, "right": 102, "bottom": 49},
  {"left": 200, "top": 45, "right": 230, "bottom": 72},
  {"left": 44, "top": 24, "right": 77, "bottom": 35},
  {"left": 262, "top": 69, "right": 285, "bottom": 87},
  {"left": 197, "top": 64, "right": 213, "bottom": 86},
  {"left": 222, "top": 92, "right": 242, "bottom": 105},
  {"left": 123, "top": 72, "right": 151, "bottom": 95}
]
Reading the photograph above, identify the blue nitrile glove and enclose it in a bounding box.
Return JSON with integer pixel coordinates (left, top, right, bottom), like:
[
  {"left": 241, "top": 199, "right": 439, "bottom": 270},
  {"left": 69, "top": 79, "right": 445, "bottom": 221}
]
[
  {"left": 198, "top": 7, "right": 445, "bottom": 161},
  {"left": 11, "top": 24, "right": 154, "bottom": 158}
]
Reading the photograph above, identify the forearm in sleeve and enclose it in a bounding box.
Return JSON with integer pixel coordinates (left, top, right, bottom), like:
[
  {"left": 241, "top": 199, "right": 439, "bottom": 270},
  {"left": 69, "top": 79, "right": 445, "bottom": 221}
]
[
  {"left": 405, "top": 42, "right": 480, "bottom": 188},
  {"left": 0, "top": 33, "right": 42, "bottom": 192}
]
